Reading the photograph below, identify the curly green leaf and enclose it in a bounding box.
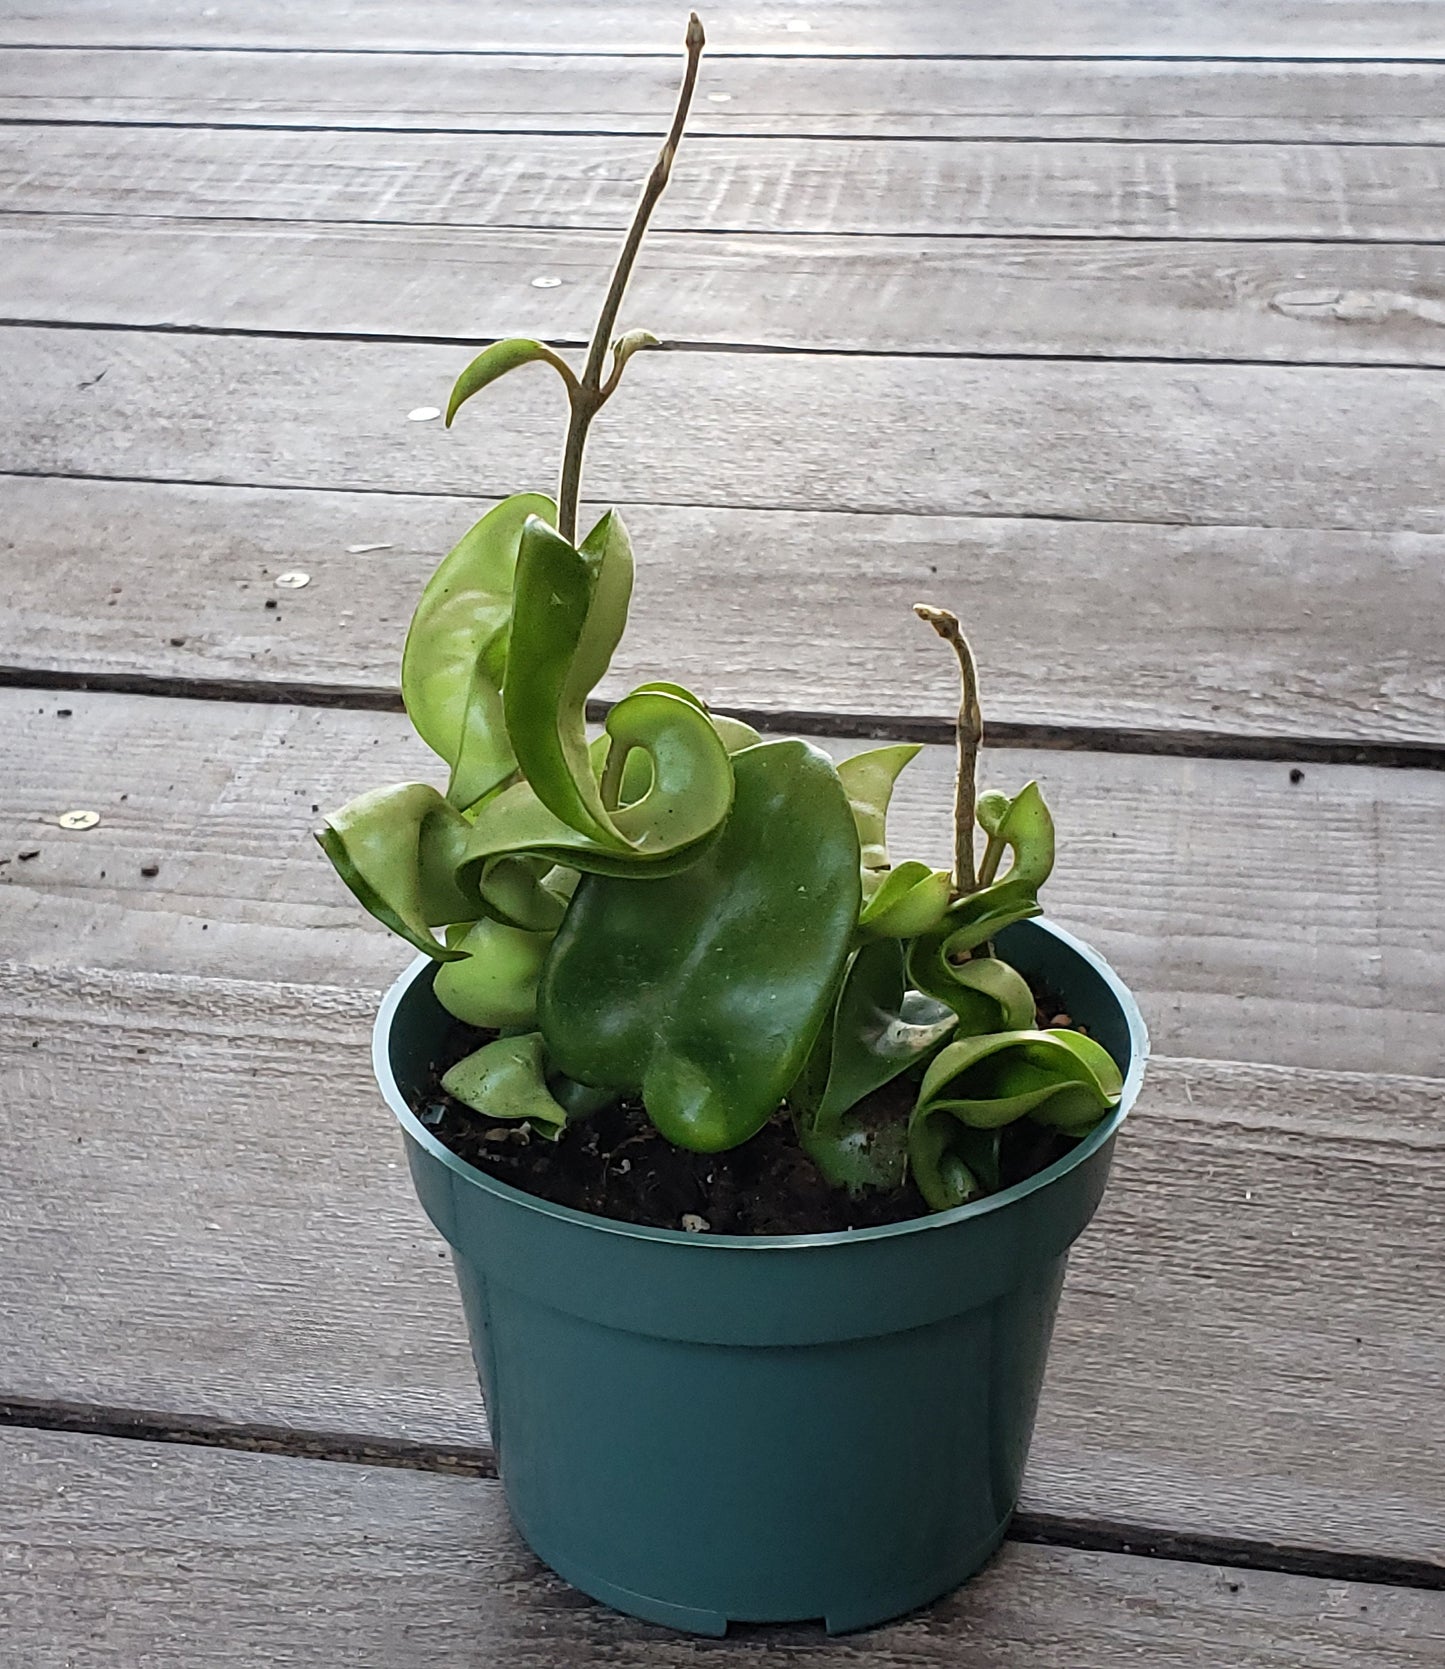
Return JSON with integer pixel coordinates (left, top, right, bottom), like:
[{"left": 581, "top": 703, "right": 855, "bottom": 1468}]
[
  {"left": 316, "top": 783, "right": 475, "bottom": 961},
  {"left": 441, "top": 1032, "right": 570, "bottom": 1140},
  {"left": 539, "top": 740, "right": 861, "bottom": 1153},
  {"left": 400, "top": 492, "right": 555, "bottom": 811},
  {"left": 434, "top": 917, "right": 553, "bottom": 1028},
  {"left": 857, "top": 860, "right": 952, "bottom": 940},
  {"left": 915, "top": 1028, "right": 1124, "bottom": 1132},
  {"left": 836, "top": 743, "right": 922, "bottom": 897},
  {"left": 792, "top": 937, "right": 956, "bottom": 1192},
  {"left": 504, "top": 511, "right": 636, "bottom": 845}
]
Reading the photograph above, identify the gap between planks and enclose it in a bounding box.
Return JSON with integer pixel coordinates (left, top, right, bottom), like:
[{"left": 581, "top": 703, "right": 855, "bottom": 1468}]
[
  {"left": 1, "top": 43, "right": 1444, "bottom": 146},
  {"left": 1, "top": 666, "right": 1440, "bottom": 771},
  {"left": 6, "top": 125, "right": 1445, "bottom": 244},
  {"left": 0, "top": 1397, "right": 1441, "bottom": 1594},
  {"left": 8, "top": 315, "right": 1445, "bottom": 377}
]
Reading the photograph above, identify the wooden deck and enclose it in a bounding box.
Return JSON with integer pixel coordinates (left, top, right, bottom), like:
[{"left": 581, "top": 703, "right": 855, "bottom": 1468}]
[{"left": 2, "top": 4, "right": 1442, "bottom": 1661}]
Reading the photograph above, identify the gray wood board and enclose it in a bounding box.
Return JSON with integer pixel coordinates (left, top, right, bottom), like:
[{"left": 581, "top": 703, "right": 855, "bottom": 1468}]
[
  {"left": 3, "top": 1431, "right": 1442, "bottom": 1666},
  {"left": 3, "top": 475, "right": 1443, "bottom": 754},
  {"left": 6, "top": 124, "right": 1445, "bottom": 241},
  {"left": 1, "top": 959, "right": 1442, "bottom": 1561},
  {"left": 8, "top": 216, "right": 1445, "bottom": 366},
  {"left": 3, "top": 688, "right": 1443, "bottom": 1077},
  {"left": 4, "top": 1, "right": 1443, "bottom": 59},
  {"left": 8, "top": 327, "right": 1445, "bottom": 534},
  {"left": 7, "top": 49, "right": 1445, "bottom": 141}
]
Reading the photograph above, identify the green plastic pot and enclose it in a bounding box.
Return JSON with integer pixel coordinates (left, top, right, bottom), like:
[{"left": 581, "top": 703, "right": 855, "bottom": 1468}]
[{"left": 375, "top": 916, "right": 1147, "bottom": 1635}]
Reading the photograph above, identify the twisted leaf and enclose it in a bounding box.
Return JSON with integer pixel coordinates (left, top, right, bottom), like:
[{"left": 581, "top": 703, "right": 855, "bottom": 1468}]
[
  {"left": 441, "top": 1032, "right": 570, "bottom": 1139},
  {"left": 909, "top": 1028, "right": 1121, "bottom": 1209},
  {"left": 916, "top": 1028, "right": 1123, "bottom": 1132},
  {"left": 539, "top": 740, "right": 861, "bottom": 1152},
  {"left": 316, "top": 783, "right": 474, "bottom": 961},
  {"left": 792, "top": 937, "right": 956, "bottom": 1192},
  {"left": 434, "top": 917, "right": 553, "bottom": 1029},
  {"left": 908, "top": 1120, "right": 1001, "bottom": 1212},
  {"left": 857, "top": 859, "right": 952, "bottom": 940},
  {"left": 907, "top": 944, "right": 1036, "bottom": 1032},
  {"left": 836, "top": 744, "right": 921, "bottom": 899},
  {"left": 400, "top": 492, "right": 555, "bottom": 811},
  {"left": 504, "top": 512, "right": 636, "bottom": 845}
]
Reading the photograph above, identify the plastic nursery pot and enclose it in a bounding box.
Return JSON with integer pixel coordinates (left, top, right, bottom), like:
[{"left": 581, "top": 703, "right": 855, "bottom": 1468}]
[{"left": 375, "top": 916, "right": 1147, "bottom": 1636}]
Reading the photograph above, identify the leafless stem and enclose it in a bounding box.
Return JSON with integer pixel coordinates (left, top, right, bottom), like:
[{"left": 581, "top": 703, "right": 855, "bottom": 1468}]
[
  {"left": 914, "top": 603, "right": 982, "bottom": 897},
  {"left": 557, "top": 13, "right": 705, "bottom": 542}
]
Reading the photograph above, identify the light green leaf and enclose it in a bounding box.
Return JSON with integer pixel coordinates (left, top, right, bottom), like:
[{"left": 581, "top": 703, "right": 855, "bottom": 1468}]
[
  {"left": 857, "top": 861, "right": 952, "bottom": 940},
  {"left": 504, "top": 512, "right": 636, "bottom": 845},
  {"left": 400, "top": 492, "right": 555, "bottom": 811},
  {"left": 434, "top": 916, "right": 553, "bottom": 1028},
  {"left": 445, "top": 338, "right": 576, "bottom": 426},
  {"left": 441, "top": 1032, "right": 570, "bottom": 1139},
  {"left": 792, "top": 938, "right": 956, "bottom": 1192},
  {"left": 316, "top": 783, "right": 475, "bottom": 961},
  {"left": 836, "top": 743, "right": 922, "bottom": 900}
]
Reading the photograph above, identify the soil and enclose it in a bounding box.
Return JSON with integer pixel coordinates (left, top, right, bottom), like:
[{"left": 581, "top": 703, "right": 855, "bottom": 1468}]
[{"left": 410, "top": 976, "right": 1090, "bottom": 1236}]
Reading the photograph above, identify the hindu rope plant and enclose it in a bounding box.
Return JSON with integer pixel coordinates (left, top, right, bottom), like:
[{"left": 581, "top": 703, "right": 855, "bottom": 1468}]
[{"left": 318, "top": 14, "right": 1121, "bottom": 1214}]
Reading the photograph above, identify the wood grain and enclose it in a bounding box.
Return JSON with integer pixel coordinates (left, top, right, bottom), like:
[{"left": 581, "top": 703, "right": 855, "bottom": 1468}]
[
  {"left": 3, "top": 1, "right": 1442, "bottom": 59},
  {"left": 7, "top": 48, "right": 1445, "bottom": 142},
  {"left": 7, "top": 1432, "right": 1440, "bottom": 1666},
  {"left": 6, "top": 124, "right": 1444, "bottom": 241},
  {"left": 8, "top": 216, "right": 1445, "bottom": 367},
  {"left": 8, "top": 327, "right": 1445, "bottom": 534},
  {"left": 0, "top": 961, "right": 1441, "bottom": 1561},
  {"left": 4, "top": 475, "right": 1443, "bottom": 754},
  {"left": 4, "top": 687, "right": 1444, "bottom": 1076}
]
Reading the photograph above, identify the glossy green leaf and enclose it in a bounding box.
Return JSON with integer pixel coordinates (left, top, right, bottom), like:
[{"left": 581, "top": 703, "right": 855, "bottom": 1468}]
[
  {"left": 913, "top": 781, "right": 1059, "bottom": 960},
  {"left": 857, "top": 860, "right": 952, "bottom": 940},
  {"left": 793, "top": 938, "right": 956, "bottom": 1192},
  {"left": 433, "top": 917, "right": 553, "bottom": 1028},
  {"left": 907, "top": 943, "right": 1036, "bottom": 1032},
  {"left": 836, "top": 744, "right": 921, "bottom": 895},
  {"left": 916, "top": 1027, "right": 1123, "bottom": 1132},
  {"left": 316, "top": 783, "right": 475, "bottom": 961},
  {"left": 441, "top": 1032, "right": 569, "bottom": 1139},
  {"left": 538, "top": 740, "right": 862, "bottom": 1152},
  {"left": 908, "top": 1119, "right": 1001, "bottom": 1212},
  {"left": 976, "top": 780, "right": 1054, "bottom": 887},
  {"left": 474, "top": 854, "right": 569, "bottom": 933},
  {"left": 504, "top": 512, "right": 636, "bottom": 845},
  {"left": 445, "top": 338, "right": 576, "bottom": 427},
  {"left": 462, "top": 687, "right": 733, "bottom": 879},
  {"left": 400, "top": 492, "right": 555, "bottom": 811}
]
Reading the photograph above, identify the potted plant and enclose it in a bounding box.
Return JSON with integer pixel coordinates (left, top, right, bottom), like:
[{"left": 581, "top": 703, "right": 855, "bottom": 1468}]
[{"left": 319, "top": 13, "right": 1147, "bottom": 1636}]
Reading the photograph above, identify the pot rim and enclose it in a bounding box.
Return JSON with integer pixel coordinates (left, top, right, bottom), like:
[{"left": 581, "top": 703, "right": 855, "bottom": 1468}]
[{"left": 375, "top": 914, "right": 1148, "bottom": 1253}]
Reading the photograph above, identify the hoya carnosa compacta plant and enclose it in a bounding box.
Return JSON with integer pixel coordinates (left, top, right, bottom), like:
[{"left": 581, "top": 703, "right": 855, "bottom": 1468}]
[{"left": 317, "top": 13, "right": 1120, "bottom": 1212}]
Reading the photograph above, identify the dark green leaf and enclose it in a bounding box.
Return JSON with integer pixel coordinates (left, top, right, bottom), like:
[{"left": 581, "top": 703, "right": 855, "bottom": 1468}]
[{"left": 538, "top": 740, "right": 861, "bottom": 1152}]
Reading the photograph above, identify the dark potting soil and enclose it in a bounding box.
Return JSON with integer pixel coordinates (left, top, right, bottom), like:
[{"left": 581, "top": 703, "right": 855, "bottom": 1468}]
[{"left": 408, "top": 980, "right": 1089, "bottom": 1236}]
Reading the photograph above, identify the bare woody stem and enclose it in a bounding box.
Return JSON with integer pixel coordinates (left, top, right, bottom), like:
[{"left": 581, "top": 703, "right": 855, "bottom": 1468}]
[
  {"left": 557, "top": 12, "right": 705, "bottom": 543},
  {"left": 914, "top": 604, "right": 982, "bottom": 897}
]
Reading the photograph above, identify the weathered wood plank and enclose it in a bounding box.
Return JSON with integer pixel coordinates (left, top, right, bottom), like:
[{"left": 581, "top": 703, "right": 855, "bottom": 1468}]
[
  {"left": 8, "top": 1432, "right": 1439, "bottom": 1665},
  {"left": 7, "top": 124, "right": 1444, "bottom": 241},
  {"left": 9, "top": 327, "right": 1445, "bottom": 534},
  {"left": 3, "top": 1, "right": 1441, "bottom": 60},
  {"left": 3, "top": 689, "right": 1442, "bottom": 1077},
  {"left": 4, "top": 476, "right": 1443, "bottom": 754},
  {"left": 8, "top": 216, "right": 1445, "bottom": 367},
  {"left": 4, "top": 1432, "right": 1441, "bottom": 1663},
  {"left": 8, "top": 48, "right": 1445, "bottom": 142},
  {"left": 1, "top": 960, "right": 1441, "bottom": 1560}
]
